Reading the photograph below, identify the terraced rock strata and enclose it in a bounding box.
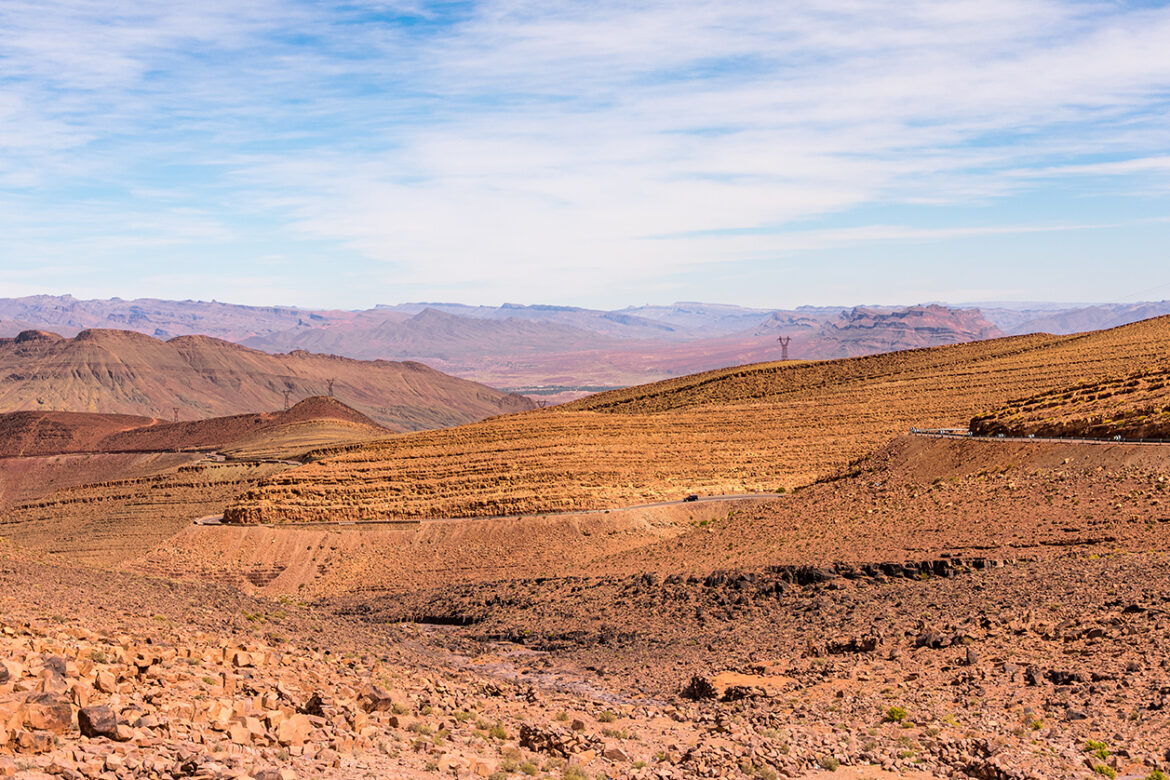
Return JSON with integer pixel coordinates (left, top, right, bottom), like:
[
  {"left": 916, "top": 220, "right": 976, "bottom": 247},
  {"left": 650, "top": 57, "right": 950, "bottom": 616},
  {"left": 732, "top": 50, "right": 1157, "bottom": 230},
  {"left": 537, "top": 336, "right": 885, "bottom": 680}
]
[{"left": 226, "top": 316, "right": 1170, "bottom": 523}]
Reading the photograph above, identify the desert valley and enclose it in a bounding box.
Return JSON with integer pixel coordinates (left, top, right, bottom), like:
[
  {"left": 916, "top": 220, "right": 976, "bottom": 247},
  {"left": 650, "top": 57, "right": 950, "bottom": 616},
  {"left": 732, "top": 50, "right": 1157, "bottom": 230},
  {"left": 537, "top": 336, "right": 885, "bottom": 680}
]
[
  {"left": 6, "top": 2, "right": 1170, "bottom": 777},
  {"left": 2, "top": 302, "right": 1170, "bottom": 780}
]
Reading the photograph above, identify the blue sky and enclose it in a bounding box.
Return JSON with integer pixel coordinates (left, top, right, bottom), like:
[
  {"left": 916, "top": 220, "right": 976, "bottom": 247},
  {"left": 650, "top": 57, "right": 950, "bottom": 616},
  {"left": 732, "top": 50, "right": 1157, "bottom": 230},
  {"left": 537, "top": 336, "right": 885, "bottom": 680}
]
[{"left": 2, "top": 0, "right": 1170, "bottom": 310}]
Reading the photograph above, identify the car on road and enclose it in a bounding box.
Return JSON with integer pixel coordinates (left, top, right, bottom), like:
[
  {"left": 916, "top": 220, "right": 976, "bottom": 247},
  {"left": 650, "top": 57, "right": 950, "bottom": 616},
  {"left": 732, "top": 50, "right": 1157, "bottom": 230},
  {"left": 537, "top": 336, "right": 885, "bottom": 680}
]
[{"left": 683, "top": 494, "right": 699, "bottom": 502}]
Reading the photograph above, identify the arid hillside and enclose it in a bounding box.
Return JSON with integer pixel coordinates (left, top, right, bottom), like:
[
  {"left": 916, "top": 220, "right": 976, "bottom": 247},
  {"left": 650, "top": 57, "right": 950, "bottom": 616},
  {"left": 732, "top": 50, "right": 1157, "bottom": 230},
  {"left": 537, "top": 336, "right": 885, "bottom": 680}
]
[
  {"left": 971, "top": 365, "right": 1170, "bottom": 439},
  {"left": 98, "top": 396, "right": 391, "bottom": 455},
  {"left": 0, "top": 399, "right": 401, "bottom": 568},
  {"left": 0, "top": 451, "right": 201, "bottom": 511},
  {"left": 0, "top": 410, "right": 157, "bottom": 458},
  {"left": 5, "top": 338, "right": 1170, "bottom": 778},
  {"left": 104, "top": 424, "right": 1170, "bottom": 779},
  {"left": 0, "top": 328, "right": 534, "bottom": 430},
  {"left": 1, "top": 458, "right": 293, "bottom": 566},
  {"left": 595, "top": 432, "right": 1170, "bottom": 575},
  {"left": 223, "top": 315, "right": 1170, "bottom": 524},
  {"left": 0, "top": 398, "right": 390, "bottom": 460}
]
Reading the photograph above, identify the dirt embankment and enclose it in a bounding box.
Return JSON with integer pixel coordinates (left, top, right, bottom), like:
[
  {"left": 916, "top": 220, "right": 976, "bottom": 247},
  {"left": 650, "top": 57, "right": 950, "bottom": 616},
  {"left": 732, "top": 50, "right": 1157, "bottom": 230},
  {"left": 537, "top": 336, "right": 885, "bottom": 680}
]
[
  {"left": 0, "top": 451, "right": 200, "bottom": 511},
  {"left": 594, "top": 434, "right": 1170, "bottom": 576},
  {"left": 971, "top": 364, "right": 1170, "bottom": 439},
  {"left": 131, "top": 498, "right": 779, "bottom": 598}
]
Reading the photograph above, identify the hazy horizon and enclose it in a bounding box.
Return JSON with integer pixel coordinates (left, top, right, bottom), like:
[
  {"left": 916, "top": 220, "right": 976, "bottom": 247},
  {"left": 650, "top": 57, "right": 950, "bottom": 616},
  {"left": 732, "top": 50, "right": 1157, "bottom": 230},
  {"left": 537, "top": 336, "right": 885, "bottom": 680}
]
[{"left": 0, "top": 291, "right": 1153, "bottom": 314}]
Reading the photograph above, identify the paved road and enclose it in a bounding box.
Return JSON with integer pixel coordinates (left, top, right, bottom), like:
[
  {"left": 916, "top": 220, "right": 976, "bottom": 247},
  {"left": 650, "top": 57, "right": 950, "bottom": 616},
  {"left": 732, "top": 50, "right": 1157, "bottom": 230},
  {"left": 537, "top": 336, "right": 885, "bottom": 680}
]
[{"left": 192, "top": 492, "right": 787, "bottom": 529}]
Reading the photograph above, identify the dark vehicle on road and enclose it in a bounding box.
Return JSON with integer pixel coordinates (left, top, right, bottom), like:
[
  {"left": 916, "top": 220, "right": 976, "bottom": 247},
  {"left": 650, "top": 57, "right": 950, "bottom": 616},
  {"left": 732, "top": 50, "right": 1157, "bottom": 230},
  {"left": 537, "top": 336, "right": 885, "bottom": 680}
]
[{"left": 683, "top": 494, "right": 699, "bottom": 502}]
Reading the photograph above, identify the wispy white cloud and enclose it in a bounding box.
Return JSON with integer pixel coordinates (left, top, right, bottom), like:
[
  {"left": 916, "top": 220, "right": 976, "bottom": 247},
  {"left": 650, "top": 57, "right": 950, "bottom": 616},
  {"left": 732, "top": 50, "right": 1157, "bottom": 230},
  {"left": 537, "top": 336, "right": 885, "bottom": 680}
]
[{"left": 1, "top": 0, "right": 1169, "bottom": 306}]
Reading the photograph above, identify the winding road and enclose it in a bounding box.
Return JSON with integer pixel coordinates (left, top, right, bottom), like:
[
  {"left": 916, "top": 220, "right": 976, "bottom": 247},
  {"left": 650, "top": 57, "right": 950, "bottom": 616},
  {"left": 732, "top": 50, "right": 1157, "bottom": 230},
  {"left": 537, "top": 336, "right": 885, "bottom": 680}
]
[{"left": 192, "top": 492, "right": 788, "bottom": 528}]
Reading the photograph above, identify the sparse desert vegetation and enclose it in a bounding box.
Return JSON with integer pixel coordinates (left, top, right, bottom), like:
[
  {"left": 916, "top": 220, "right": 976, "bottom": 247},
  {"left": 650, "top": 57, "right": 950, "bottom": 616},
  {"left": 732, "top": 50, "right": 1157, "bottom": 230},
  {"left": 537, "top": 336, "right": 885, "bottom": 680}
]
[{"left": 972, "top": 363, "right": 1170, "bottom": 439}]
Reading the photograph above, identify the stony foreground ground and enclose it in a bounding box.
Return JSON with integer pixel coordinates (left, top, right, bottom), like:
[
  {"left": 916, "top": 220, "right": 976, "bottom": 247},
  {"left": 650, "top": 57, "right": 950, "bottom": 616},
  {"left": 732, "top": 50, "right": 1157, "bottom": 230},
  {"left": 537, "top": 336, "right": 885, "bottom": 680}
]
[
  {"left": 5, "top": 545, "right": 1170, "bottom": 780},
  {"left": 5, "top": 433, "right": 1170, "bottom": 780}
]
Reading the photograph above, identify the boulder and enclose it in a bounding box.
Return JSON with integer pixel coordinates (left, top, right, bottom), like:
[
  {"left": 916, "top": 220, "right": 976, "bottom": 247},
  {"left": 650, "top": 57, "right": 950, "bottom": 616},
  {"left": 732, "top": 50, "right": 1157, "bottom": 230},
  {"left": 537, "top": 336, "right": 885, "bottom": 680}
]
[
  {"left": 358, "top": 685, "right": 396, "bottom": 713},
  {"left": 18, "top": 693, "right": 73, "bottom": 734},
  {"left": 275, "top": 713, "right": 312, "bottom": 746},
  {"left": 604, "top": 744, "right": 631, "bottom": 762},
  {"left": 78, "top": 705, "right": 118, "bottom": 739},
  {"left": 915, "top": 631, "right": 947, "bottom": 649},
  {"left": 95, "top": 671, "right": 117, "bottom": 694}
]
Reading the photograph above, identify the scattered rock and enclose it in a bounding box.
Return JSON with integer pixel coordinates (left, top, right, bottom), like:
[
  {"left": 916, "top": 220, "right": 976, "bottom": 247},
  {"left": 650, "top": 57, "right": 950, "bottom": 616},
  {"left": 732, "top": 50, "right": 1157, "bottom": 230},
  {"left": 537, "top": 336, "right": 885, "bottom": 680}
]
[{"left": 77, "top": 705, "right": 118, "bottom": 739}]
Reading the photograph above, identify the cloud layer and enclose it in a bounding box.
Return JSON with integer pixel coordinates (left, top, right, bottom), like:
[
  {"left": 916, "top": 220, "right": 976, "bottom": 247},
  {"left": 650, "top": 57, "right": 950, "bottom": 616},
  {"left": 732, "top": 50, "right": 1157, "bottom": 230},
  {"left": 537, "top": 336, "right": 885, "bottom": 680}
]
[{"left": 2, "top": 0, "right": 1170, "bottom": 306}]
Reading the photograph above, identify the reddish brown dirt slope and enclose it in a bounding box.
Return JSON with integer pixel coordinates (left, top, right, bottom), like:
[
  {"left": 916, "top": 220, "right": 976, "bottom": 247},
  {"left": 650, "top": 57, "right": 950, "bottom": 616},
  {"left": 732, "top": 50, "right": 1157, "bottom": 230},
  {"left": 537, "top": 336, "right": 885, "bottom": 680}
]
[
  {"left": 100, "top": 396, "right": 390, "bottom": 453},
  {"left": 0, "top": 451, "right": 200, "bottom": 510},
  {"left": 0, "top": 397, "right": 390, "bottom": 457},
  {"left": 0, "top": 410, "right": 157, "bottom": 457}
]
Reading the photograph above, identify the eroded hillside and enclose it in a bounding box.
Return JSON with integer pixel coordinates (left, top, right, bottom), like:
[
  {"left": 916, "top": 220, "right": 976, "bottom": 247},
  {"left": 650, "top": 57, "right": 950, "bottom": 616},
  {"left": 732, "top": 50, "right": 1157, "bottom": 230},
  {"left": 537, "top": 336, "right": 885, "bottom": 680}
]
[
  {"left": 224, "top": 316, "right": 1170, "bottom": 523},
  {"left": 971, "top": 364, "right": 1170, "bottom": 439}
]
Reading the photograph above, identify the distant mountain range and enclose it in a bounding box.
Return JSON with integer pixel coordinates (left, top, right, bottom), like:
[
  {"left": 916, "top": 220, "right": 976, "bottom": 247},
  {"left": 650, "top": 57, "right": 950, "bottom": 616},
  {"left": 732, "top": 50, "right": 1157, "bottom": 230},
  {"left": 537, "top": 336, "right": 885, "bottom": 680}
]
[{"left": 3, "top": 295, "right": 1168, "bottom": 399}]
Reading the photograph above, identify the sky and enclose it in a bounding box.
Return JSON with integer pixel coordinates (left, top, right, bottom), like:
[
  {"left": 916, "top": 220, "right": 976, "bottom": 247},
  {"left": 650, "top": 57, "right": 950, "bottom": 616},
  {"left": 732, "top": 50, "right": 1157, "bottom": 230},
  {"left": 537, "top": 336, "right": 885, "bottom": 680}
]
[{"left": 1, "top": 0, "right": 1170, "bottom": 310}]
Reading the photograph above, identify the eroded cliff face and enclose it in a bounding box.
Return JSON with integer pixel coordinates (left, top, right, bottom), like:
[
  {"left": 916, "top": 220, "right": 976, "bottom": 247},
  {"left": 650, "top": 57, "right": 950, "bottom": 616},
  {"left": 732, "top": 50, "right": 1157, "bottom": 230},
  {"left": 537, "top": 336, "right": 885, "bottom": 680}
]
[{"left": 813, "top": 304, "right": 1003, "bottom": 356}]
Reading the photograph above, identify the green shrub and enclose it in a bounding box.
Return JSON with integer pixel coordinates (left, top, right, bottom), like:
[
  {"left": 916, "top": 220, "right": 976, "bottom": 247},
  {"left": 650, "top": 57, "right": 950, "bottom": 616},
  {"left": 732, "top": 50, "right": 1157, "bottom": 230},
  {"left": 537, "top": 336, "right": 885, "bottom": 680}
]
[{"left": 884, "top": 706, "right": 908, "bottom": 723}]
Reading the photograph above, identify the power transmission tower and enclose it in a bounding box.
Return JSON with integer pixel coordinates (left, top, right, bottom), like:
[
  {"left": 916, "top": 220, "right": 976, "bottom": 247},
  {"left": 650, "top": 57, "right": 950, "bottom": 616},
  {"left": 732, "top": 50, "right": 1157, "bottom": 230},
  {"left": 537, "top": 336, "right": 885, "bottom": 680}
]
[
  {"left": 327, "top": 378, "right": 335, "bottom": 397},
  {"left": 282, "top": 389, "right": 292, "bottom": 410},
  {"left": 777, "top": 335, "right": 791, "bottom": 361},
  {"left": 172, "top": 407, "right": 179, "bottom": 422}
]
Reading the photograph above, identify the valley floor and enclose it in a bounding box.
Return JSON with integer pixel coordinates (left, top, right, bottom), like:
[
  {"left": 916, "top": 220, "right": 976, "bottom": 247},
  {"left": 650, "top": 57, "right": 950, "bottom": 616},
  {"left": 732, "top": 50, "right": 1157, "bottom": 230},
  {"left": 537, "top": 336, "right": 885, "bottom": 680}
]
[{"left": 3, "top": 435, "right": 1170, "bottom": 780}]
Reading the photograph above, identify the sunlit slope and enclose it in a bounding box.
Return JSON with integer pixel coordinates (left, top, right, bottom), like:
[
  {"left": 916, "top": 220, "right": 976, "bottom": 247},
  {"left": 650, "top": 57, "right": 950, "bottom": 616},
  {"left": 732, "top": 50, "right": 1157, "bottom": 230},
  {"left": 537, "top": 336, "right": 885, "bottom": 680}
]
[
  {"left": 225, "top": 316, "right": 1170, "bottom": 523},
  {"left": 972, "top": 362, "right": 1170, "bottom": 439},
  {"left": 2, "top": 460, "right": 291, "bottom": 566},
  {"left": 219, "top": 418, "right": 391, "bottom": 460}
]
